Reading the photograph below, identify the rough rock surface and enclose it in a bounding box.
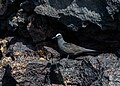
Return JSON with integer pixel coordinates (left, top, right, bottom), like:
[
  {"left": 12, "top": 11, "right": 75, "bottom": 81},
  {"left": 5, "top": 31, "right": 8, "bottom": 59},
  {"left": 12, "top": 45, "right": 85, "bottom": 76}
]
[
  {"left": 24, "top": 62, "right": 49, "bottom": 86},
  {"left": 5, "top": 0, "right": 120, "bottom": 44},
  {"left": 0, "top": 0, "right": 120, "bottom": 86},
  {"left": 24, "top": 54, "right": 120, "bottom": 86},
  {"left": 0, "top": 37, "right": 120, "bottom": 86},
  {"left": 34, "top": 0, "right": 120, "bottom": 31}
]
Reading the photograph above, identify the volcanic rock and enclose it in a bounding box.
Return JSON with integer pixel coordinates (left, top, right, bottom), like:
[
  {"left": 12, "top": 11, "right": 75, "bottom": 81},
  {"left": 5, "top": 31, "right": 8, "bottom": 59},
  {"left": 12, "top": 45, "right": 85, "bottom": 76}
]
[{"left": 34, "top": 0, "right": 118, "bottom": 31}]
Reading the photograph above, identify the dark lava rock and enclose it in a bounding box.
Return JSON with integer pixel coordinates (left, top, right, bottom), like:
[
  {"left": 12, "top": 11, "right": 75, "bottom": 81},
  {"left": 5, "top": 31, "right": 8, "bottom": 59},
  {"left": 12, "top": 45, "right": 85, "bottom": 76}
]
[
  {"left": 26, "top": 15, "right": 57, "bottom": 43},
  {"left": 0, "top": 0, "right": 26, "bottom": 37},
  {"left": 34, "top": 0, "right": 120, "bottom": 31},
  {"left": 6, "top": 0, "right": 120, "bottom": 46},
  {"left": 0, "top": 50, "right": 3, "bottom": 60},
  {"left": 45, "top": 54, "right": 120, "bottom": 86},
  {"left": 0, "top": 0, "right": 8, "bottom": 16},
  {"left": 24, "top": 62, "right": 49, "bottom": 86},
  {"left": 20, "top": 0, "right": 35, "bottom": 13},
  {"left": 2, "top": 64, "right": 18, "bottom": 86},
  {"left": 45, "top": 63, "right": 64, "bottom": 85},
  {"left": 0, "top": 0, "right": 25, "bottom": 18},
  {"left": 34, "top": 0, "right": 101, "bottom": 31},
  {"left": 24, "top": 58, "right": 104, "bottom": 86},
  {"left": 8, "top": 41, "right": 34, "bottom": 53},
  {"left": 1, "top": 1, "right": 120, "bottom": 85},
  {"left": 43, "top": 46, "right": 60, "bottom": 58},
  {"left": 59, "top": 58, "right": 103, "bottom": 86},
  {"left": 49, "top": 0, "right": 73, "bottom": 9},
  {"left": 9, "top": 9, "right": 31, "bottom": 38}
]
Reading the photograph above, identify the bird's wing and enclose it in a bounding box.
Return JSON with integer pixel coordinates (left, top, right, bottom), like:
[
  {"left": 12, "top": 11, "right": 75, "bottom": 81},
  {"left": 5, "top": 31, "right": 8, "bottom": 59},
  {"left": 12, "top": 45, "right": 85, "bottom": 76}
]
[
  {"left": 63, "top": 43, "right": 83, "bottom": 54},
  {"left": 63, "top": 43, "right": 95, "bottom": 54}
]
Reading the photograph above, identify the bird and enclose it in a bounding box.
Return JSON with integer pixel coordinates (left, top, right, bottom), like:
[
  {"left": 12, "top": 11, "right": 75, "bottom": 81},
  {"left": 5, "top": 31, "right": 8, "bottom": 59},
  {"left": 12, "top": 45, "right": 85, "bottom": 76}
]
[
  {"left": 2, "top": 64, "right": 18, "bottom": 86},
  {"left": 52, "top": 33, "right": 96, "bottom": 56}
]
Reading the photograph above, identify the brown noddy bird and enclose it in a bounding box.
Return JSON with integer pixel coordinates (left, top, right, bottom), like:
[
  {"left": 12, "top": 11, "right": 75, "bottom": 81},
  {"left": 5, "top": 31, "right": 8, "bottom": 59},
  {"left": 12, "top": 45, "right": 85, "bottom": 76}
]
[{"left": 52, "top": 33, "right": 96, "bottom": 56}]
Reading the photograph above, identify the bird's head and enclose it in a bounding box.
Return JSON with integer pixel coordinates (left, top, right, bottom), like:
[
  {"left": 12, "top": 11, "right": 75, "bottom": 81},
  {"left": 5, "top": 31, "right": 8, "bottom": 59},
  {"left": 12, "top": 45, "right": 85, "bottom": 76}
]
[{"left": 52, "top": 33, "right": 63, "bottom": 40}]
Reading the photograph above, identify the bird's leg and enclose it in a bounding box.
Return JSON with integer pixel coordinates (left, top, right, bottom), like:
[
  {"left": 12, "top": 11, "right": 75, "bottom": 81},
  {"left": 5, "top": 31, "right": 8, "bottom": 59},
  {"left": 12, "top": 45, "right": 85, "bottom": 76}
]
[
  {"left": 67, "top": 54, "right": 69, "bottom": 59},
  {"left": 50, "top": 53, "right": 54, "bottom": 63},
  {"left": 64, "top": 54, "right": 69, "bottom": 68}
]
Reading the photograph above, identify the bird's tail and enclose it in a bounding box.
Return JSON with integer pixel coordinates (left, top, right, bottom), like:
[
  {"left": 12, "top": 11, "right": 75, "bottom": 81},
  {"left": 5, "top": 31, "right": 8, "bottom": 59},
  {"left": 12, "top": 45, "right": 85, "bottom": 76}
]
[{"left": 82, "top": 48, "right": 96, "bottom": 52}]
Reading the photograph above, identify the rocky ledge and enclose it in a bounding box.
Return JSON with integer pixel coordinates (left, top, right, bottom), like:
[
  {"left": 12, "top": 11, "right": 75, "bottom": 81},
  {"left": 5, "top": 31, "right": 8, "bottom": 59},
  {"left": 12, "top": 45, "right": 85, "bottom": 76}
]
[{"left": 0, "top": 0, "right": 120, "bottom": 86}]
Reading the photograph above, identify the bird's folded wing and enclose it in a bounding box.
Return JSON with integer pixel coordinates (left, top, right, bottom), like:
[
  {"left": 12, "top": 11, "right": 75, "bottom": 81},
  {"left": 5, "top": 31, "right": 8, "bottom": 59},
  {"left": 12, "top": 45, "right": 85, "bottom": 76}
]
[
  {"left": 63, "top": 43, "right": 96, "bottom": 54},
  {"left": 63, "top": 43, "right": 83, "bottom": 54}
]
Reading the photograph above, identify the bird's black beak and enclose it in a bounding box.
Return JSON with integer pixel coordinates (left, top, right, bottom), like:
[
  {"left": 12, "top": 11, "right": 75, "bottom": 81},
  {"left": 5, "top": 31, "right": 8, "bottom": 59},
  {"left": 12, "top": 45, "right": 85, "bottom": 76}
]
[{"left": 52, "top": 36, "right": 56, "bottom": 39}]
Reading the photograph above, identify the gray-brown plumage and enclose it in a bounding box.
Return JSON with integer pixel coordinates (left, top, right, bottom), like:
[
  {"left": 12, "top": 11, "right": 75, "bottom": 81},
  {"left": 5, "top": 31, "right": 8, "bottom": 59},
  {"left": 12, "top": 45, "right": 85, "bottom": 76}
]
[{"left": 53, "top": 33, "right": 96, "bottom": 55}]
